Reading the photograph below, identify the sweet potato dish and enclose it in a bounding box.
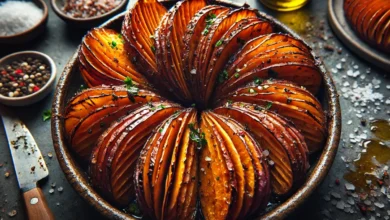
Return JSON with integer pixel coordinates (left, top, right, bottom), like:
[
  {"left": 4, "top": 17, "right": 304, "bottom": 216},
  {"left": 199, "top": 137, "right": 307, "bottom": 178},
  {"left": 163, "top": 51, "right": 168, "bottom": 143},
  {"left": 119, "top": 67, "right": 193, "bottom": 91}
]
[
  {"left": 344, "top": 0, "right": 390, "bottom": 53},
  {"left": 63, "top": 0, "right": 327, "bottom": 219}
]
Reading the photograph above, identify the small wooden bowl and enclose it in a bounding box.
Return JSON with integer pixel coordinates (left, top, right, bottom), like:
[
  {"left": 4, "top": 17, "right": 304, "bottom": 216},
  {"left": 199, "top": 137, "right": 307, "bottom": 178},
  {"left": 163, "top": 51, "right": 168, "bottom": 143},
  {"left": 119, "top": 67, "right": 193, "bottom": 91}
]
[
  {"left": 0, "top": 0, "right": 48, "bottom": 44},
  {"left": 0, "top": 51, "right": 57, "bottom": 106},
  {"left": 51, "top": 0, "right": 129, "bottom": 28},
  {"left": 51, "top": 9, "right": 342, "bottom": 220}
]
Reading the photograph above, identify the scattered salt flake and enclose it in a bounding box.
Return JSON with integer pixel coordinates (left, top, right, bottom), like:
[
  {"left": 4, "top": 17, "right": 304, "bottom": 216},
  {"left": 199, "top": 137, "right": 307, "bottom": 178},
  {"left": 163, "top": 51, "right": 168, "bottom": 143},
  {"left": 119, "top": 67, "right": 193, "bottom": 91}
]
[
  {"left": 336, "top": 63, "right": 342, "bottom": 69},
  {"left": 386, "top": 99, "right": 390, "bottom": 105},
  {"left": 8, "top": 210, "right": 17, "bottom": 217},
  {"left": 386, "top": 85, "right": 390, "bottom": 89},
  {"left": 364, "top": 200, "right": 371, "bottom": 206},
  {"left": 190, "top": 69, "right": 196, "bottom": 75},
  {"left": 345, "top": 183, "right": 355, "bottom": 191},
  {"left": 369, "top": 216, "right": 376, "bottom": 220},
  {"left": 331, "top": 192, "right": 341, "bottom": 199},
  {"left": 351, "top": 192, "right": 359, "bottom": 198},
  {"left": 343, "top": 81, "right": 350, "bottom": 87},
  {"left": 263, "top": 150, "right": 270, "bottom": 157},
  {"left": 47, "top": 152, "right": 53, "bottom": 158},
  {"left": 372, "top": 78, "right": 381, "bottom": 85},
  {"left": 49, "top": 189, "right": 54, "bottom": 194},
  {"left": 56, "top": 202, "right": 60, "bottom": 206},
  {"left": 347, "top": 120, "right": 352, "bottom": 125},
  {"left": 57, "top": 187, "right": 63, "bottom": 192},
  {"left": 341, "top": 58, "right": 346, "bottom": 62},
  {"left": 336, "top": 201, "right": 345, "bottom": 210},
  {"left": 353, "top": 65, "right": 359, "bottom": 69},
  {"left": 347, "top": 70, "right": 360, "bottom": 78},
  {"left": 374, "top": 202, "right": 384, "bottom": 209},
  {"left": 51, "top": 182, "right": 56, "bottom": 188},
  {"left": 205, "top": 156, "right": 212, "bottom": 162},
  {"left": 331, "top": 68, "right": 338, "bottom": 73},
  {"left": 347, "top": 198, "right": 355, "bottom": 205},
  {"left": 323, "top": 195, "right": 331, "bottom": 201}
]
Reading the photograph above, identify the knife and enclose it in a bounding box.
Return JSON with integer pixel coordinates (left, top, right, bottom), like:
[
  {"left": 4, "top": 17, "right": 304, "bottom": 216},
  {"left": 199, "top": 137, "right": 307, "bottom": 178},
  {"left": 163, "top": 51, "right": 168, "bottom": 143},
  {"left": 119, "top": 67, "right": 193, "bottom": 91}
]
[{"left": 0, "top": 105, "right": 54, "bottom": 220}]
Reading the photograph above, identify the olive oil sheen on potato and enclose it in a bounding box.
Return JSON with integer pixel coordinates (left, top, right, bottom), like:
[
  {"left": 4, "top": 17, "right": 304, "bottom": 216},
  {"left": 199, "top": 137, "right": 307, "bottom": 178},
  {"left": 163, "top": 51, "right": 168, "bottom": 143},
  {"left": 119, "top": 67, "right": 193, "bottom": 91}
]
[{"left": 260, "top": 0, "right": 310, "bottom": 11}]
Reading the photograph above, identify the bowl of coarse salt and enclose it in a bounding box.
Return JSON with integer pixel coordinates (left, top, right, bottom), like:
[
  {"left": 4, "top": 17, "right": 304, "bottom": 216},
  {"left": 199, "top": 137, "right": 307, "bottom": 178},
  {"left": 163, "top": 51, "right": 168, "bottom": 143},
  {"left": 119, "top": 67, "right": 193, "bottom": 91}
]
[{"left": 0, "top": 0, "right": 48, "bottom": 44}]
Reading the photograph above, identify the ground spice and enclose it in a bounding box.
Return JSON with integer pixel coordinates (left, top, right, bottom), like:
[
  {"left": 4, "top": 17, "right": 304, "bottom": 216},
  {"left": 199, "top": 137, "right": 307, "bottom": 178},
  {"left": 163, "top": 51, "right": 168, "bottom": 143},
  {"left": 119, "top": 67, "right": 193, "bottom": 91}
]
[
  {"left": 62, "top": 0, "right": 122, "bottom": 18},
  {"left": 0, "top": 57, "right": 51, "bottom": 98}
]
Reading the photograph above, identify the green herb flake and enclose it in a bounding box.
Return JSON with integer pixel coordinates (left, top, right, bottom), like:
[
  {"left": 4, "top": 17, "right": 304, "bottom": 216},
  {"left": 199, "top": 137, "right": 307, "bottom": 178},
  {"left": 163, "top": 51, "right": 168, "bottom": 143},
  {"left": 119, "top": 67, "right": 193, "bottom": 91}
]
[
  {"left": 124, "top": 77, "right": 139, "bottom": 103},
  {"left": 202, "top": 29, "right": 209, "bottom": 36},
  {"left": 265, "top": 101, "right": 273, "bottom": 110},
  {"left": 188, "top": 123, "right": 207, "bottom": 149},
  {"left": 79, "top": 84, "right": 86, "bottom": 92},
  {"left": 118, "top": 34, "right": 122, "bottom": 39},
  {"left": 227, "top": 100, "right": 233, "bottom": 105},
  {"left": 128, "top": 201, "right": 141, "bottom": 216},
  {"left": 254, "top": 77, "right": 263, "bottom": 85},
  {"left": 159, "top": 104, "right": 165, "bottom": 109},
  {"left": 42, "top": 110, "right": 51, "bottom": 122},
  {"left": 206, "top": 13, "right": 216, "bottom": 23},
  {"left": 215, "top": 40, "right": 223, "bottom": 47},
  {"left": 110, "top": 41, "right": 117, "bottom": 49},
  {"left": 151, "top": 45, "right": 156, "bottom": 53},
  {"left": 191, "top": 103, "right": 196, "bottom": 107},
  {"left": 159, "top": 128, "right": 163, "bottom": 133},
  {"left": 218, "top": 70, "right": 229, "bottom": 83},
  {"left": 234, "top": 73, "right": 240, "bottom": 78}
]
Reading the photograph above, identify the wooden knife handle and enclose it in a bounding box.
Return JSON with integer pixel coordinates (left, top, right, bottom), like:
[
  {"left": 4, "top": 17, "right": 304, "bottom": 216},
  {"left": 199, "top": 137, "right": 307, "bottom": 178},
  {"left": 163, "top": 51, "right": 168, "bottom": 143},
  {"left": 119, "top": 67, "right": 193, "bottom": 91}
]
[{"left": 23, "top": 187, "right": 55, "bottom": 220}]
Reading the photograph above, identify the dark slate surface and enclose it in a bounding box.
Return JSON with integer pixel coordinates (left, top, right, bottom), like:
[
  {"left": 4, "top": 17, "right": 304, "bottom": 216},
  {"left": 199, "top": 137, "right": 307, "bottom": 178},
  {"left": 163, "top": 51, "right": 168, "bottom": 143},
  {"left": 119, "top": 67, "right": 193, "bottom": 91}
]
[{"left": 0, "top": 0, "right": 389, "bottom": 219}]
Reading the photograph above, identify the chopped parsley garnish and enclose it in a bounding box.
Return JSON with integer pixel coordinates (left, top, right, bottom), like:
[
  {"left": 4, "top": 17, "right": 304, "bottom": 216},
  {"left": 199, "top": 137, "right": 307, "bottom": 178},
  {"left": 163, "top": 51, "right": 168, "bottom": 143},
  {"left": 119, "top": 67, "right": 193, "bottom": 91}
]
[
  {"left": 188, "top": 123, "right": 207, "bottom": 149},
  {"left": 268, "top": 69, "right": 278, "bottom": 78},
  {"left": 254, "top": 77, "right": 263, "bottom": 85},
  {"left": 227, "top": 100, "right": 233, "bottom": 105},
  {"left": 265, "top": 101, "right": 273, "bottom": 110},
  {"left": 218, "top": 70, "right": 229, "bottom": 83},
  {"left": 159, "top": 127, "right": 163, "bottom": 133},
  {"left": 128, "top": 201, "right": 141, "bottom": 216},
  {"left": 151, "top": 45, "right": 156, "bottom": 53},
  {"left": 191, "top": 103, "right": 196, "bottom": 107},
  {"left": 215, "top": 40, "right": 223, "bottom": 47},
  {"left": 110, "top": 41, "right": 117, "bottom": 49},
  {"left": 254, "top": 102, "right": 273, "bottom": 111},
  {"left": 124, "top": 77, "right": 139, "bottom": 103},
  {"left": 234, "top": 73, "right": 240, "bottom": 78},
  {"left": 159, "top": 104, "right": 165, "bottom": 109},
  {"left": 42, "top": 110, "right": 51, "bottom": 122},
  {"left": 202, "top": 13, "right": 217, "bottom": 36}
]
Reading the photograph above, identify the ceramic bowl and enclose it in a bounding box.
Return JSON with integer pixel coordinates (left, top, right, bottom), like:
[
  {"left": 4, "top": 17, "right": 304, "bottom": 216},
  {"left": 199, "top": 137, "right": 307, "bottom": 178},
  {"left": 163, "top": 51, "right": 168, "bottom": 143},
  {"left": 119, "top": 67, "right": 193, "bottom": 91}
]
[
  {"left": 0, "top": 0, "right": 48, "bottom": 44},
  {"left": 51, "top": 8, "right": 341, "bottom": 220},
  {"left": 0, "top": 51, "right": 56, "bottom": 106},
  {"left": 51, "top": 0, "right": 129, "bottom": 28}
]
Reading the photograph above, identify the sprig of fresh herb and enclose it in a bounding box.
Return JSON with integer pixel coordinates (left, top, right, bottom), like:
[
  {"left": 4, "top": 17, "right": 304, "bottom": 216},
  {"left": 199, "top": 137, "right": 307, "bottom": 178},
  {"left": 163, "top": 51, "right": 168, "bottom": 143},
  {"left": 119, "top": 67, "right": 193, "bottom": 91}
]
[
  {"left": 42, "top": 110, "right": 51, "bottom": 122},
  {"left": 188, "top": 123, "right": 207, "bottom": 149},
  {"left": 218, "top": 70, "right": 228, "bottom": 83},
  {"left": 124, "top": 77, "right": 139, "bottom": 103}
]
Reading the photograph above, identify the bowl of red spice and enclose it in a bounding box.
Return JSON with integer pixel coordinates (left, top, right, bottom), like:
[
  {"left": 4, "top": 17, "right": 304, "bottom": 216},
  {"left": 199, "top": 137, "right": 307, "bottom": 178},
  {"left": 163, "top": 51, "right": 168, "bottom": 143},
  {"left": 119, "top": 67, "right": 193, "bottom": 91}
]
[
  {"left": 0, "top": 51, "right": 56, "bottom": 106},
  {"left": 51, "top": 0, "right": 129, "bottom": 28}
]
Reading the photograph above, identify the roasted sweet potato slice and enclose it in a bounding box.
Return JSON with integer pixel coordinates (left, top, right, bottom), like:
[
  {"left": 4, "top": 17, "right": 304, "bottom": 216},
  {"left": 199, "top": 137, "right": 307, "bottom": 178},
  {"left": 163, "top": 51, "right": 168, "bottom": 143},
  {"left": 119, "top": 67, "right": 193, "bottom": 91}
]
[
  {"left": 192, "top": 8, "right": 259, "bottom": 105},
  {"left": 204, "top": 18, "right": 274, "bottom": 105},
  {"left": 214, "top": 33, "right": 322, "bottom": 97},
  {"left": 154, "top": 0, "right": 207, "bottom": 103},
  {"left": 89, "top": 102, "right": 181, "bottom": 206},
  {"left": 182, "top": 5, "right": 229, "bottom": 104},
  {"left": 214, "top": 104, "right": 309, "bottom": 195},
  {"left": 207, "top": 112, "right": 271, "bottom": 219},
  {"left": 79, "top": 28, "right": 149, "bottom": 88},
  {"left": 122, "top": 0, "right": 167, "bottom": 75},
  {"left": 64, "top": 86, "right": 164, "bottom": 160},
  {"left": 135, "top": 109, "right": 198, "bottom": 220},
  {"left": 199, "top": 112, "right": 235, "bottom": 220},
  {"left": 216, "top": 79, "right": 326, "bottom": 153}
]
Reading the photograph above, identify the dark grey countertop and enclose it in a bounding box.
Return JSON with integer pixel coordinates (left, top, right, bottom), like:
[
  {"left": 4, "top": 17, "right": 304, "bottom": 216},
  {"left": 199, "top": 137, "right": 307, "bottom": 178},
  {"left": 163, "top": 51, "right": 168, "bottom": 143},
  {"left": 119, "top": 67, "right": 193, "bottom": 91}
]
[{"left": 0, "top": 0, "right": 389, "bottom": 219}]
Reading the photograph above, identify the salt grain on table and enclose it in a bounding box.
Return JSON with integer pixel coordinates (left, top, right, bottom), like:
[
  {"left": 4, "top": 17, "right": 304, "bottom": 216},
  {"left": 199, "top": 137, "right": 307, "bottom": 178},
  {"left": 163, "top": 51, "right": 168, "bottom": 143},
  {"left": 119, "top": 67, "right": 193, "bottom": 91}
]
[{"left": 336, "top": 201, "right": 345, "bottom": 210}]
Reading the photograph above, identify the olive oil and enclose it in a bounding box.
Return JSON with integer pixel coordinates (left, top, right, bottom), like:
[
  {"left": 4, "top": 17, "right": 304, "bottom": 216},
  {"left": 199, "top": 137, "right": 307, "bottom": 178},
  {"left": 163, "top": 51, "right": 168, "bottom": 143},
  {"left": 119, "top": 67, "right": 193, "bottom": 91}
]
[
  {"left": 343, "top": 119, "right": 390, "bottom": 191},
  {"left": 260, "top": 0, "right": 310, "bottom": 11}
]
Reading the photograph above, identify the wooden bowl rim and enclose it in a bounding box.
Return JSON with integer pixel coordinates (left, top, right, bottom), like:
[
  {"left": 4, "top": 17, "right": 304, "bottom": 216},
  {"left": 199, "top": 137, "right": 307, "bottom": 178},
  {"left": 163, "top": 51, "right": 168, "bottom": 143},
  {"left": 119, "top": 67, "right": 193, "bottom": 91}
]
[{"left": 51, "top": 6, "right": 341, "bottom": 220}]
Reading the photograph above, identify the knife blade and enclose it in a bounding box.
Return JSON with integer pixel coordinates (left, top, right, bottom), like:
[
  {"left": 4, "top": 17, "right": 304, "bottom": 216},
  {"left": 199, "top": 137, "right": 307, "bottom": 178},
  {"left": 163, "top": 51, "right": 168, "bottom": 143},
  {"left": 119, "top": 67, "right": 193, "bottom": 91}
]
[{"left": 0, "top": 105, "right": 54, "bottom": 220}]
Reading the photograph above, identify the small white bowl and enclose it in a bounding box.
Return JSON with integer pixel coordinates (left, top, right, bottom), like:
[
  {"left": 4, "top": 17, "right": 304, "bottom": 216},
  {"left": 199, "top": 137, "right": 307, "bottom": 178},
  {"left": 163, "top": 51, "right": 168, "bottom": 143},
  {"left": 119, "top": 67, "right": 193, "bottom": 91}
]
[{"left": 0, "top": 51, "right": 56, "bottom": 106}]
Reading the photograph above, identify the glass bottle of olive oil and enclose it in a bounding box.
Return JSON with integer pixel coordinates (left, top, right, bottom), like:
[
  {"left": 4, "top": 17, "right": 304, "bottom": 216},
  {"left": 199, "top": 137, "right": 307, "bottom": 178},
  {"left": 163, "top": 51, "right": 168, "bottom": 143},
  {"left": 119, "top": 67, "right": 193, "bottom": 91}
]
[{"left": 260, "top": 0, "right": 310, "bottom": 11}]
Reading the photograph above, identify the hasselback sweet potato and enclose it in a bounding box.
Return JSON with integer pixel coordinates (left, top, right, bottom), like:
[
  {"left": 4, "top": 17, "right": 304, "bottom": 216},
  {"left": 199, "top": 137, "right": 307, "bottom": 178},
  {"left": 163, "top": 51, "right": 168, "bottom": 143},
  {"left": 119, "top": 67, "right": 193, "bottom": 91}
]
[
  {"left": 192, "top": 8, "right": 259, "bottom": 106},
  {"left": 216, "top": 79, "right": 326, "bottom": 152},
  {"left": 135, "top": 108, "right": 197, "bottom": 220},
  {"left": 214, "top": 33, "right": 322, "bottom": 97},
  {"left": 344, "top": 0, "right": 390, "bottom": 53},
  {"left": 154, "top": 0, "right": 207, "bottom": 103},
  {"left": 122, "top": 0, "right": 167, "bottom": 76},
  {"left": 89, "top": 102, "right": 181, "bottom": 206},
  {"left": 214, "top": 104, "right": 309, "bottom": 195},
  {"left": 79, "top": 28, "right": 149, "bottom": 88},
  {"left": 203, "top": 18, "right": 274, "bottom": 105},
  {"left": 182, "top": 5, "right": 230, "bottom": 105},
  {"left": 64, "top": 86, "right": 164, "bottom": 160}
]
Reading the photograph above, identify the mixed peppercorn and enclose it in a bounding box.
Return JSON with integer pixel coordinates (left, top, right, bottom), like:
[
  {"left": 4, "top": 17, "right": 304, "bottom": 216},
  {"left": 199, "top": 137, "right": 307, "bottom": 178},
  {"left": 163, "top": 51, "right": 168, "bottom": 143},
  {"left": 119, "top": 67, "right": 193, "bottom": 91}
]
[{"left": 0, "top": 57, "right": 51, "bottom": 98}]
